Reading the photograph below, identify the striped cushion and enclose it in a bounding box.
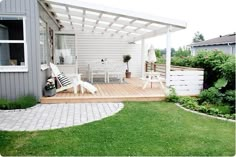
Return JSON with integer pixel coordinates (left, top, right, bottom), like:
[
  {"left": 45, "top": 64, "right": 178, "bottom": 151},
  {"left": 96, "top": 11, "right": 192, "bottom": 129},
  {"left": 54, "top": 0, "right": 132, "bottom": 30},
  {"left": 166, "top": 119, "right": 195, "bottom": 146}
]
[{"left": 58, "top": 73, "right": 72, "bottom": 86}]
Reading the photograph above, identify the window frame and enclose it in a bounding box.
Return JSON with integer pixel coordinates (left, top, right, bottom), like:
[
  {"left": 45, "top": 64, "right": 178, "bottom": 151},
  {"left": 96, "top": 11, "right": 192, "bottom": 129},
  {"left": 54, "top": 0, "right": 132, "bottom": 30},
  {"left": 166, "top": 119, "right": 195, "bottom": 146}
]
[
  {"left": 0, "top": 15, "right": 28, "bottom": 72},
  {"left": 39, "top": 17, "right": 49, "bottom": 71}
]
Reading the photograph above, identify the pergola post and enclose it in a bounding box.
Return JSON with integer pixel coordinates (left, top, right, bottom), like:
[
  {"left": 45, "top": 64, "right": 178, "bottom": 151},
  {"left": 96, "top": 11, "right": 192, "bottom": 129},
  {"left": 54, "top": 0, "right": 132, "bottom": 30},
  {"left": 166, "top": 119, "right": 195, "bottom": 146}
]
[
  {"left": 141, "top": 39, "right": 145, "bottom": 78},
  {"left": 165, "top": 25, "right": 172, "bottom": 87}
]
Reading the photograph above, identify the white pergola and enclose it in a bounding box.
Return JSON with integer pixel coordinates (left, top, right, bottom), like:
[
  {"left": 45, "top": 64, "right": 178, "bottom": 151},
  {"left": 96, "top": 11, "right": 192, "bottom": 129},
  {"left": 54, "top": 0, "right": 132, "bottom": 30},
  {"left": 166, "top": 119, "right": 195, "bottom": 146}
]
[{"left": 39, "top": 0, "right": 187, "bottom": 87}]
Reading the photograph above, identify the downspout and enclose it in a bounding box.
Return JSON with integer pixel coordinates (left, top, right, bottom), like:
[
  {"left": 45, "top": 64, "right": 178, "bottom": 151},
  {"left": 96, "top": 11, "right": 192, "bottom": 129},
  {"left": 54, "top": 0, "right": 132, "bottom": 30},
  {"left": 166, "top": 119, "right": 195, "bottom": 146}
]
[{"left": 227, "top": 43, "right": 233, "bottom": 55}]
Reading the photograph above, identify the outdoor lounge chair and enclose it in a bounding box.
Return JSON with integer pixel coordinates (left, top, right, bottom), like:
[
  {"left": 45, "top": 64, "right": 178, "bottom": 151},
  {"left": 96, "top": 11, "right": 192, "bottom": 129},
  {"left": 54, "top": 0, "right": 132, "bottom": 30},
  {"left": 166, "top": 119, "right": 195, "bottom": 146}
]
[
  {"left": 106, "top": 62, "right": 124, "bottom": 83},
  {"left": 50, "top": 63, "right": 97, "bottom": 94}
]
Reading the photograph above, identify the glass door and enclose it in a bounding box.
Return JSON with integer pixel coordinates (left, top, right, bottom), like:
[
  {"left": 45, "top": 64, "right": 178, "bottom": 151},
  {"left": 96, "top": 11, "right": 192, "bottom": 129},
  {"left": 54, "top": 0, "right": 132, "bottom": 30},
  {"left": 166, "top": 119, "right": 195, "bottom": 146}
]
[{"left": 54, "top": 32, "right": 77, "bottom": 74}]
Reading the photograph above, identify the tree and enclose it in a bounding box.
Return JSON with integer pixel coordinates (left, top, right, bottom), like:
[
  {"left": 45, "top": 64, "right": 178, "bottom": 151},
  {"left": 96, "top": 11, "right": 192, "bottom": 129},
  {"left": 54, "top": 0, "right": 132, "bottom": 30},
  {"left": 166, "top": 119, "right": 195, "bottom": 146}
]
[
  {"left": 174, "top": 47, "right": 191, "bottom": 57},
  {"left": 155, "top": 49, "right": 161, "bottom": 58},
  {"left": 193, "top": 31, "right": 205, "bottom": 43}
]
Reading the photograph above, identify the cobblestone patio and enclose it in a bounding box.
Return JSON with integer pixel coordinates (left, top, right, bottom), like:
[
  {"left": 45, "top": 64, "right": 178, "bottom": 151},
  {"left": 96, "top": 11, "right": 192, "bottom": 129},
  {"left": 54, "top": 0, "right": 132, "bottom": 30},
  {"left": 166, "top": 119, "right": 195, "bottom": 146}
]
[{"left": 0, "top": 103, "right": 124, "bottom": 131}]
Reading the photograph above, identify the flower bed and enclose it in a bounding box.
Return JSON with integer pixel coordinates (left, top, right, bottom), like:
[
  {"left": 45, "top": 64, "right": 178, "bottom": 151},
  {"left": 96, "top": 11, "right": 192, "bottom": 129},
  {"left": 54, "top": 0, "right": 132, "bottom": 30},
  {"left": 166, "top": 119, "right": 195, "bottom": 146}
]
[{"left": 166, "top": 88, "right": 235, "bottom": 120}]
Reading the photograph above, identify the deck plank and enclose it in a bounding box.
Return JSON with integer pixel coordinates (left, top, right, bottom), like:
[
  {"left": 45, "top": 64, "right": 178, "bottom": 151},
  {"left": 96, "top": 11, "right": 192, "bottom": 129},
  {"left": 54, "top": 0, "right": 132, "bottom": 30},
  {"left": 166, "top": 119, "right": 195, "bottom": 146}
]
[{"left": 41, "top": 78, "right": 166, "bottom": 103}]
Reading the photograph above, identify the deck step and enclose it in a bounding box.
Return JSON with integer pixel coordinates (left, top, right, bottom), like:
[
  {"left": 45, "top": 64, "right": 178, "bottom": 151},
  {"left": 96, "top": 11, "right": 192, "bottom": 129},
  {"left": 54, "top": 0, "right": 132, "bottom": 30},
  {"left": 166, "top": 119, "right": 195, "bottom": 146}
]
[{"left": 40, "top": 95, "right": 165, "bottom": 104}]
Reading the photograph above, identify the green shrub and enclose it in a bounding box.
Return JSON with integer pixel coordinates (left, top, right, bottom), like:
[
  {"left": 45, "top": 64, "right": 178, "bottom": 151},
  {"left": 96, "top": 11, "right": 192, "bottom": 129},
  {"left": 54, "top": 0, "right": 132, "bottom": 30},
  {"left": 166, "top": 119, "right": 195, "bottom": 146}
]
[
  {"left": 156, "top": 57, "right": 165, "bottom": 64},
  {"left": 166, "top": 88, "right": 179, "bottom": 102},
  {"left": 15, "top": 96, "right": 37, "bottom": 109},
  {"left": 224, "top": 90, "right": 236, "bottom": 113},
  {"left": 199, "top": 87, "right": 223, "bottom": 104},
  {"left": 212, "top": 105, "right": 231, "bottom": 114},
  {"left": 171, "top": 50, "right": 235, "bottom": 90},
  {"left": 0, "top": 99, "right": 11, "bottom": 110},
  {"left": 171, "top": 56, "right": 195, "bottom": 67},
  {"left": 224, "top": 90, "right": 236, "bottom": 104},
  {"left": 0, "top": 95, "right": 37, "bottom": 110},
  {"left": 173, "top": 47, "right": 191, "bottom": 57},
  {"left": 155, "top": 49, "right": 161, "bottom": 58},
  {"left": 177, "top": 96, "right": 234, "bottom": 119},
  {"left": 219, "top": 56, "right": 236, "bottom": 89},
  {"left": 179, "top": 97, "right": 199, "bottom": 110}
]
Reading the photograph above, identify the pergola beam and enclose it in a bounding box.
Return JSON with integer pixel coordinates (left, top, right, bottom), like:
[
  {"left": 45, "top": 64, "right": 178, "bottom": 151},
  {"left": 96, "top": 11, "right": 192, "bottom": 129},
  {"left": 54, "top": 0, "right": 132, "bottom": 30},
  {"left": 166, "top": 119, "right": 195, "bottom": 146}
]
[
  {"left": 128, "top": 26, "right": 169, "bottom": 42},
  {"left": 66, "top": 6, "right": 73, "bottom": 28},
  {"left": 92, "top": 12, "right": 103, "bottom": 32},
  {"left": 103, "top": 16, "right": 120, "bottom": 34}
]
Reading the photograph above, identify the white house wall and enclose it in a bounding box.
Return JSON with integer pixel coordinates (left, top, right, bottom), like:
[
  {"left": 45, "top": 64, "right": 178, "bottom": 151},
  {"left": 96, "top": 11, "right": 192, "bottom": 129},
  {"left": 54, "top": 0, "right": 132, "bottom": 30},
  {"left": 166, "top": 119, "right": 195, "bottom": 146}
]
[
  {"left": 192, "top": 44, "right": 236, "bottom": 55},
  {"left": 76, "top": 32, "right": 142, "bottom": 78}
]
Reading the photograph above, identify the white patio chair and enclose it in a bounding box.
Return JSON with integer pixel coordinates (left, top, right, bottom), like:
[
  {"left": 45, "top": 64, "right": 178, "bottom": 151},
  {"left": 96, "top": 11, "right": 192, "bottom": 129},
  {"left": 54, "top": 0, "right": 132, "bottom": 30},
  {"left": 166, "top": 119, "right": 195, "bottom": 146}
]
[
  {"left": 89, "top": 61, "right": 107, "bottom": 83},
  {"left": 50, "top": 63, "right": 97, "bottom": 94},
  {"left": 106, "top": 62, "right": 124, "bottom": 83}
]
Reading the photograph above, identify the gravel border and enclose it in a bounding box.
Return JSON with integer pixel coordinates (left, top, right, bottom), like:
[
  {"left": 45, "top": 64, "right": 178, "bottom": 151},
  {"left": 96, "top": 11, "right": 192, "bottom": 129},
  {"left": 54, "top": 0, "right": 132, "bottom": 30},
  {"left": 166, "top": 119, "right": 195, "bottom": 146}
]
[{"left": 175, "top": 103, "right": 236, "bottom": 123}]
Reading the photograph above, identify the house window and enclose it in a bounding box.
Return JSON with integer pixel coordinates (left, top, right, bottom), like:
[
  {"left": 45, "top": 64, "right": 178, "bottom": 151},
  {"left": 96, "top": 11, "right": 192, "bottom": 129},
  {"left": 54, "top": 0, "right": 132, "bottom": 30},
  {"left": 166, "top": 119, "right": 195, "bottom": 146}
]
[
  {"left": 55, "top": 34, "right": 76, "bottom": 65},
  {"left": 0, "top": 16, "right": 28, "bottom": 72},
  {"left": 39, "top": 18, "right": 49, "bottom": 70}
]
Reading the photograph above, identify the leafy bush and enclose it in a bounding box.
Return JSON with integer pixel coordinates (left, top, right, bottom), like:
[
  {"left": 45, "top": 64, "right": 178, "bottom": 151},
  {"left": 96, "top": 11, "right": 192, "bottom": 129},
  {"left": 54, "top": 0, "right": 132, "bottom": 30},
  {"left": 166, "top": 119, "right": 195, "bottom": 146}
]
[
  {"left": 0, "top": 99, "right": 11, "bottom": 110},
  {"left": 173, "top": 48, "right": 191, "bottom": 57},
  {"left": 219, "top": 56, "right": 235, "bottom": 89},
  {"left": 171, "top": 56, "right": 195, "bottom": 67},
  {"left": 224, "top": 90, "right": 236, "bottom": 113},
  {"left": 224, "top": 90, "right": 236, "bottom": 104},
  {"left": 156, "top": 57, "right": 165, "bottom": 64},
  {"left": 171, "top": 50, "right": 235, "bottom": 90},
  {"left": 165, "top": 92, "right": 235, "bottom": 119},
  {"left": 199, "top": 87, "right": 223, "bottom": 104},
  {"left": 0, "top": 95, "right": 37, "bottom": 110},
  {"left": 179, "top": 97, "right": 199, "bottom": 110},
  {"left": 15, "top": 96, "right": 37, "bottom": 109},
  {"left": 166, "top": 88, "right": 179, "bottom": 102},
  {"left": 155, "top": 49, "right": 161, "bottom": 58}
]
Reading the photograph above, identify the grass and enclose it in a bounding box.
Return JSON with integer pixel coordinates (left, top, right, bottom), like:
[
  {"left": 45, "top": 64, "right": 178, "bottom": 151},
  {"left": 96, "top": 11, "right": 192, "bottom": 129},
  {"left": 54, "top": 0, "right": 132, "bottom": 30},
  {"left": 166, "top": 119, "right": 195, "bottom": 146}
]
[
  {"left": 0, "top": 95, "right": 37, "bottom": 110},
  {"left": 0, "top": 101, "right": 235, "bottom": 156}
]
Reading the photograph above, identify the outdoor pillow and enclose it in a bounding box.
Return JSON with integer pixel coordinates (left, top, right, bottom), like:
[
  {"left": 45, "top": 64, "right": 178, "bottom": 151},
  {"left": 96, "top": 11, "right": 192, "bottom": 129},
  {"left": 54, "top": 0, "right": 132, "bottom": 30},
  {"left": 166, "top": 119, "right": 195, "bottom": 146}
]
[{"left": 58, "top": 73, "right": 72, "bottom": 86}]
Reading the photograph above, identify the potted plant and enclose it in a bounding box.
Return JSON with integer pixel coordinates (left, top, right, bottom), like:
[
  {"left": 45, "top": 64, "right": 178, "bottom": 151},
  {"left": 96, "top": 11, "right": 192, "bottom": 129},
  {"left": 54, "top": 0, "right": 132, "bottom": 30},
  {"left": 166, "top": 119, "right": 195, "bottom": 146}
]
[
  {"left": 123, "top": 55, "right": 132, "bottom": 78},
  {"left": 43, "top": 78, "right": 56, "bottom": 97}
]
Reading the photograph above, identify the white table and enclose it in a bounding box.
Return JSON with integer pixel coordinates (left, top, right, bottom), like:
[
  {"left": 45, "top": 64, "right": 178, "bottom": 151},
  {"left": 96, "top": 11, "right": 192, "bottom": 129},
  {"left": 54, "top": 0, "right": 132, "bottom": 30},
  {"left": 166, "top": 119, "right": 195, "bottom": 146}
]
[
  {"left": 88, "top": 60, "right": 123, "bottom": 83},
  {"left": 142, "top": 72, "right": 165, "bottom": 90}
]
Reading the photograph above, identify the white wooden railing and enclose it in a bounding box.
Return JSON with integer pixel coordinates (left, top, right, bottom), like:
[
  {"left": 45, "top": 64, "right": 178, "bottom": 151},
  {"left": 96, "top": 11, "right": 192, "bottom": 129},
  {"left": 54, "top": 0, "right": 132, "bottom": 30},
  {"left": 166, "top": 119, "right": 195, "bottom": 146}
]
[{"left": 156, "top": 64, "right": 204, "bottom": 96}]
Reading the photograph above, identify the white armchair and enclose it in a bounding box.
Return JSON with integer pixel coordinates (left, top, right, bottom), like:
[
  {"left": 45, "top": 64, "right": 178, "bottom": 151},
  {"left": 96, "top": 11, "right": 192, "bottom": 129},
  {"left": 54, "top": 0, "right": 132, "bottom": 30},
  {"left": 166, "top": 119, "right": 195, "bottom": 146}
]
[
  {"left": 106, "top": 62, "right": 124, "bottom": 83},
  {"left": 88, "top": 61, "right": 107, "bottom": 83}
]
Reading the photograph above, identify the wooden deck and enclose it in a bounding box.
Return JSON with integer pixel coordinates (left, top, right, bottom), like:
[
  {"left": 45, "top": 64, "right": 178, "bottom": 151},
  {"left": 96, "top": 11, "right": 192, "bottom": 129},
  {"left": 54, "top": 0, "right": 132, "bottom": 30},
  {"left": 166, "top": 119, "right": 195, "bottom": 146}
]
[{"left": 41, "top": 78, "right": 166, "bottom": 103}]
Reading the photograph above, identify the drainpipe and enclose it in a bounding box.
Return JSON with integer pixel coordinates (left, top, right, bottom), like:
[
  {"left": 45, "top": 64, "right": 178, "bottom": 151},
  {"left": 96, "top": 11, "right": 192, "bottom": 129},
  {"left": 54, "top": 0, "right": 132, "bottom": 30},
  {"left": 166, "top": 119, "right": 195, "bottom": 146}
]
[{"left": 227, "top": 43, "right": 233, "bottom": 55}]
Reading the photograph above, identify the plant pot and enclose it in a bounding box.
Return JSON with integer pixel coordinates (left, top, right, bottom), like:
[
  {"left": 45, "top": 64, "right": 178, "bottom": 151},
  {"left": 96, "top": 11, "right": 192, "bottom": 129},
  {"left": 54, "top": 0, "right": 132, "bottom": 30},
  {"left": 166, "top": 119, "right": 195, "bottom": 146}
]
[
  {"left": 125, "top": 71, "right": 131, "bottom": 78},
  {"left": 43, "top": 88, "right": 56, "bottom": 97}
]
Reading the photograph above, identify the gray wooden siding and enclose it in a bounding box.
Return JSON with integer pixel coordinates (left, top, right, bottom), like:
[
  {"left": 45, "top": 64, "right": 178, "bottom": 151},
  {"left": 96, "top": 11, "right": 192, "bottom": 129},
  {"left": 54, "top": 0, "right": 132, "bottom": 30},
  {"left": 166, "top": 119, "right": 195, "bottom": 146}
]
[
  {"left": 76, "top": 32, "right": 142, "bottom": 78},
  {"left": 0, "top": 0, "right": 58, "bottom": 100},
  {"left": 0, "top": 0, "right": 41, "bottom": 100}
]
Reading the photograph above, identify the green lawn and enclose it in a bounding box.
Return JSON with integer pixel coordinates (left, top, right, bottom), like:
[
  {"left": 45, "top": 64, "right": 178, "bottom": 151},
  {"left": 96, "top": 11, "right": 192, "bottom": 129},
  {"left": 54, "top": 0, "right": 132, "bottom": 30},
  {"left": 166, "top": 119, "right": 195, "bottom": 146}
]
[{"left": 0, "top": 101, "right": 235, "bottom": 156}]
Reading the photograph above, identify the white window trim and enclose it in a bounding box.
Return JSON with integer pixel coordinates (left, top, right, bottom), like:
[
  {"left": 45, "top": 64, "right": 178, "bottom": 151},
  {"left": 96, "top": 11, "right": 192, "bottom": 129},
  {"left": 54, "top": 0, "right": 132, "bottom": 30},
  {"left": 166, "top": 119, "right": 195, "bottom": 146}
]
[
  {"left": 40, "top": 18, "right": 49, "bottom": 71},
  {"left": 0, "top": 16, "right": 28, "bottom": 72}
]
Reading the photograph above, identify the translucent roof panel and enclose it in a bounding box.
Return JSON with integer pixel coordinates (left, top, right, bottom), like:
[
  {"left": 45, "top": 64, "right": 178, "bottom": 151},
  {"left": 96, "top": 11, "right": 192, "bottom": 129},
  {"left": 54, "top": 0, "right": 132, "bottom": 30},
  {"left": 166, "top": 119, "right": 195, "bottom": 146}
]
[{"left": 43, "top": 0, "right": 187, "bottom": 42}]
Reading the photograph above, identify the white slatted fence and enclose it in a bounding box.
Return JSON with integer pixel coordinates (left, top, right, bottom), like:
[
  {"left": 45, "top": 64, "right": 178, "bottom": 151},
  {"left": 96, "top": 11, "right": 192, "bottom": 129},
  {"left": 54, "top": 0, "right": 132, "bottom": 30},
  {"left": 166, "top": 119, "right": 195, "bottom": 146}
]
[{"left": 156, "top": 64, "right": 204, "bottom": 96}]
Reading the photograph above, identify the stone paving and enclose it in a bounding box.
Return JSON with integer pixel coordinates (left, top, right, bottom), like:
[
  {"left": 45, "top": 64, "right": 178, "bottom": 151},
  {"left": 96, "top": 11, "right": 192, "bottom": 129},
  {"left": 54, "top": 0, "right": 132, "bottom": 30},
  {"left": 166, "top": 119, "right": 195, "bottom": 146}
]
[{"left": 0, "top": 103, "right": 124, "bottom": 131}]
